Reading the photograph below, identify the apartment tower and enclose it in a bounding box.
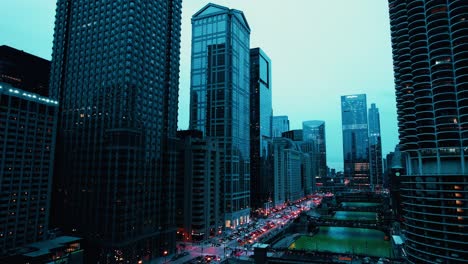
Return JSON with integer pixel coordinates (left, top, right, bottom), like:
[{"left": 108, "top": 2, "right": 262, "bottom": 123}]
[{"left": 389, "top": 1, "right": 467, "bottom": 263}]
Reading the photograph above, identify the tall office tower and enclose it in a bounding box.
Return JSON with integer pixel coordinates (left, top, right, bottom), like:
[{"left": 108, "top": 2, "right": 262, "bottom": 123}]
[
  {"left": 389, "top": 1, "right": 468, "bottom": 263},
  {"left": 249, "top": 48, "right": 272, "bottom": 211},
  {"left": 0, "top": 83, "right": 58, "bottom": 253},
  {"left": 190, "top": 3, "right": 251, "bottom": 229},
  {"left": 49, "top": 0, "right": 182, "bottom": 261},
  {"left": 303, "top": 120, "right": 327, "bottom": 184},
  {"left": 272, "top": 116, "right": 290, "bottom": 137},
  {"left": 341, "top": 94, "right": 370, "bottom": 189},
  {"left": 368, "top": 103, "right": 383, "bottom": 190},
  {"left": 0, "top": 45, "right": 50, "bottom": 96},
  {"left": 175, "top": 130, "right": 221, "bottom": 242}
]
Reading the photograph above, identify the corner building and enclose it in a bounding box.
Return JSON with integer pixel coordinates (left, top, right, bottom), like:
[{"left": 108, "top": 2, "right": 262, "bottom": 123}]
[
  {"left": 389, "top": 1, "right": 468, "bottom": 263},
  {"left": 49, "top": 0, "right": 182, "bottom": 262},
  {"left": 190, "top": 3, "right": 251, "bottom": 228}
]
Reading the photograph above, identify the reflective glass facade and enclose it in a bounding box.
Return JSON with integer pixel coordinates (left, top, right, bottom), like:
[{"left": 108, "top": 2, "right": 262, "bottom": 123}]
[
  {"left": 389, "top": 1, "right": 468, "bottom": 263},
  {"left": 249, "top": 48, "right": 272, "bottom": 210},
  {"left": 368, "top": 103, "right": 383, "bottom": 189},
  {"left": 303, "top": 120, "right": 327, "bottom": 182},
  {"left": 190, "top": 4, "right": 251, "bottom": 228},
  {"left": 341, "top": 94, "right": 370, "bottom": 188},
  {"left": 49, "top": 0, "right": 182, "bottom": 261},
  {"left": 272, "top": 116, "right": 290, "bottom": 137}
]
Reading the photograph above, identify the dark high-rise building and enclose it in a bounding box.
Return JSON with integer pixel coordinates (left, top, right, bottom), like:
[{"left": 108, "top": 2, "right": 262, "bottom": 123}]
[
  {"left": 282, "top": 129, "right": 303, "bottom": 141},
  {"left": 303, "top": 120, "right": 327, "bottom": 183},
  {"left": 341, "top": 94, "right": 370, "bottom": 188},
  {"left": 389, "top": 1, "right": 467, "bottom": 263},
  {"left": 249, "top": 48, "right": 272, "bottom": 210},
  {"left": 0, "top": 83, "right": 58, "bottom": 253},
  {"left": 368, "top": 103, "right": 383, "bottom": 190},
  {"left": 0, "top": 45, "right": 50, "bottom": 97},
  {"left": 190, "top": 3, "right": 251, "bottom": 228},
  {"left": 175, "top": 130, "right": 221, "bottom": 242},
  {"left": 49, "top": 0, "right": 182, "bottom": 261},
  {"left": 272, "top": 116, "right": 290, "bottom": 137},
  {"left": 385, "top": 145, "right": 406, "bottom": 223}
]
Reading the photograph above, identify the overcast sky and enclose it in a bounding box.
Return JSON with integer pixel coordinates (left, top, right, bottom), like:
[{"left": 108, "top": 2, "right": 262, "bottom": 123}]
[{"left": 0, "top": 0, "right": 398, "bottom": 171}]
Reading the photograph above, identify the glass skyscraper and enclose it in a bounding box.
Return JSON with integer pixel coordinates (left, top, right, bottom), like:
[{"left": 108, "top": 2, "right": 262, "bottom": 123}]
[
  {"left": 249, "top": 48, "right": 272, "bottom": 210},
  {"left": 272, "top": 116, "right": 290, "bottom": 137},
  {"left": 190, "top": 3, "right": 251, "bottom": 228},
  {"left": 303, "top": 120, "right": 327, "bottom": 182},
  {"left": 368, "top": 103, "right": 383, "bottom": 190},
  {"left": 341, "top": 94, "right": 370, "bottom": 188},
  {"left": 389, "top": 1, "right": 467, "bottom": 263},
  {"left": 49, "top": 0, "right": 182, "bottom": 261}
]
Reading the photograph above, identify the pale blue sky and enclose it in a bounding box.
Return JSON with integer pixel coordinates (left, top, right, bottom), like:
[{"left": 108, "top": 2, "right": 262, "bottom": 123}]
[{"left": 0, "top": 0, "right": 398, "bottom": 171}]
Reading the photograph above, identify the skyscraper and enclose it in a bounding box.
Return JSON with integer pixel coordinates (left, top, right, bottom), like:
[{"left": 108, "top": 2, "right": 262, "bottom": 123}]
[
  {"left": 368, "top": 103, "right": 383, "bottom": 190},
  {"left": 0, "top": 83, "right": 58, "bottom": 253},
  {"left": 341, "top": 94, "right": 370, "bottom": 188},
  {"left": 190, "top": 3, "right": 251, "bottom": 229},
  {"left": 272, "top": 116, "right": 290, "bottom": 137},
  {"left": 303, "top": 120, "right": 327, "bottom": 183},
  {"left": 49, "top": 0, "right": 182, "bottom": 261},
  {"left": 389, "top": 1, "right": 467, "bottom": 263},
  {"left": 249, "top": 48, "right": 272, "bottom": 210}
]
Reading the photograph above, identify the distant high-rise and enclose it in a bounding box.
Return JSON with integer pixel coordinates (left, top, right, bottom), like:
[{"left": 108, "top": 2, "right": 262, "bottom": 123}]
[
  {"left": 49, "top": 0, "right": 182, "bottom": 261},
  {"left": 282, "top": 129, "right": 303, "bottom": 141},
  {"left": 267, "top": 138, "right": 304, "bottom": 206},
  {"left": 0, "top": 45, "right": 50, "bottom": 96},
  {"left": 190, "top": 3, "right": 251, "bottom": 229},
  {"left": 272, "top": 116, "right": 290, "bottom": 137},
  {"left": 389, "top": 1, "right": 467, "bottom": 263},
  {"left": 249, "top": 48, "right": 272, "bottom": 210},
  {"left": 341, "top": 94, "right": 370, "bottom": 188},
  {"left": 0, "top": 83, "right": 58, "bottom": 253},
  {"left": 368, "top": 103, "right": 383, "bottom": 190},
  {"left": 303, "top": 120, "right": 327, "bottom": 182}
]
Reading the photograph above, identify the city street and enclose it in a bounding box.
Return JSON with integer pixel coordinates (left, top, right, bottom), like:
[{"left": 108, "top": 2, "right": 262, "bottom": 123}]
[{"left": 152, "top": 193, "right": 329, "bottom": 264}]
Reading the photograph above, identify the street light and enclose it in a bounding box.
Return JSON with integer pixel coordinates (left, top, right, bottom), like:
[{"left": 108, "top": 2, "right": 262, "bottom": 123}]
[{"left": 163, "top": 250, "right": 168, "bottom": 263}]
